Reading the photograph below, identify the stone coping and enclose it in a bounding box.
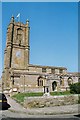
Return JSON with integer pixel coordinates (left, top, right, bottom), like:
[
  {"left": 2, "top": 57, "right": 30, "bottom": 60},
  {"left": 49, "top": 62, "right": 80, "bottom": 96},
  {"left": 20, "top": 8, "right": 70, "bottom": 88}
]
[{"left": 28, "top": 64, "right": 67, "bottom": 70}]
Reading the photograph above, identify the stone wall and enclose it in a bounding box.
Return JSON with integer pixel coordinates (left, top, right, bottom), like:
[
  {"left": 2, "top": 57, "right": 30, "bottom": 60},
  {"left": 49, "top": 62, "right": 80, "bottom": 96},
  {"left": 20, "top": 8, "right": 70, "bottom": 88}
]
[
  {"left": 28, "top": 65, "right": 67, "bottom": 74},
  {"left": 19, "top": 87, "right": 44, "bottom": 93},
  {"left": 24, "top": 94, "right": 79, "bottom": 108}
]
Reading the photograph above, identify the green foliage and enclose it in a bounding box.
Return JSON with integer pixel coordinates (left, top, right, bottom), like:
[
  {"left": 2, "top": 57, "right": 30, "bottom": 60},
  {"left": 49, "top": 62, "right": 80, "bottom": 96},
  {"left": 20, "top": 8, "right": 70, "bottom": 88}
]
[{"left": 70, "top": 82, "right": 80, "bottom": 94}]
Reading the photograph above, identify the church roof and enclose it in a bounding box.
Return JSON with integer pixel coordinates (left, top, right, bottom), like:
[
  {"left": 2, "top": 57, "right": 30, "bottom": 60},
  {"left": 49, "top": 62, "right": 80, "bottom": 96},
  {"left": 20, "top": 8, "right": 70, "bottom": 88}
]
[{"left": 28, "top": 64, "right": 67, "bottom": 70}]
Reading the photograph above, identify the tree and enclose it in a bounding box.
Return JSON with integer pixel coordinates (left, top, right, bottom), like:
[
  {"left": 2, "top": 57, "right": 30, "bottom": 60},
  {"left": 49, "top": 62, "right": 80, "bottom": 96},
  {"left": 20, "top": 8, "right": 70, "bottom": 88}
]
[{"left": 70, "top": 82, "right": 80, "bottom": 94}]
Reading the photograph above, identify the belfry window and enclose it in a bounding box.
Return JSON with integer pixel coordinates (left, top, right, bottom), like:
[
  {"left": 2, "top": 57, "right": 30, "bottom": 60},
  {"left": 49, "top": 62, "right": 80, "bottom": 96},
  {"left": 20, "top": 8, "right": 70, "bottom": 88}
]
[{"left": 17, "top": 28, "right": 23, "bottom": 45}]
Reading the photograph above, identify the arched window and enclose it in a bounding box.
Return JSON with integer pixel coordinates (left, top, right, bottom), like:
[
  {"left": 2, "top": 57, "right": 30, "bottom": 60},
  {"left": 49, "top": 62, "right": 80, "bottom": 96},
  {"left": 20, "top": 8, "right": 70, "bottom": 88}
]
[
  {"left": 52, "top": 81, "right": 57, "bottom": 91},
  {"left": 60, "top": 76, "right": 64, "bottom": 86},
  {"left": 37, "top": 79, "right": 39, "bottom": 86},
  {"left": 12, "top": 79, "right": 14, "bottom": 85},
  {"left": 60, "top": 79, "right": 62, "bottom": 85},
  {"left": 78, "top": 78, "right": 80, "bottom": 81},
  {"left": 67, "top": 77, "right": 73, "bottom": 86},
  {"left": 60, "top": 76, "right": 62, "bottom": 85},
  {"left": 37, "top": 76, "right": 43, "bottom": 87},
  {"left": 17, "top": 28, "right": 23, "bottom": 45}
]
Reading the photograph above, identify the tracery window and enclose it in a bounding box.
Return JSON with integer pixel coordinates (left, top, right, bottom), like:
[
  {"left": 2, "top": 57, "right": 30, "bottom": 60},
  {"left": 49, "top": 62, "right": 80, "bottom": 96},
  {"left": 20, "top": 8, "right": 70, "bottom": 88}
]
[{"left": 37, "top": 76, "right": 43, "bottom": 86}]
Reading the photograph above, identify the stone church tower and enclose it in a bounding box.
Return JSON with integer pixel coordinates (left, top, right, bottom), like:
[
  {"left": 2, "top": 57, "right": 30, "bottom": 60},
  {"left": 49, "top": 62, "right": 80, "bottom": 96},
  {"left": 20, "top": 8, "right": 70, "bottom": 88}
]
[
  {"left": 2, "top": 16, "right": 30, "bottom": 89},
  {"left": 2, "top": 16, "right": 78, "bottom": 93}
]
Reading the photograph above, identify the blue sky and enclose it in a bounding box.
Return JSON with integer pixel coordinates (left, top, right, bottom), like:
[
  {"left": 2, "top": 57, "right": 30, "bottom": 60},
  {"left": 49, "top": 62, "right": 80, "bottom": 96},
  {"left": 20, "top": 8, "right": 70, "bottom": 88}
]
[{"left": 1, "top": 2, "right": 78, "bottom": 77}]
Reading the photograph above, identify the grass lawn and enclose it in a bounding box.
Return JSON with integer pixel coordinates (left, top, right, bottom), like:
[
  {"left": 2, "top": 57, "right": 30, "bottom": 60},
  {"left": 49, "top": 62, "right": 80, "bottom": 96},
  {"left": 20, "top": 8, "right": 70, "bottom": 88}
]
[
  {"left": 12, "top": 92, "right": 43, "bottom": 103},
  {"left": 12, "top": 91, "right": 72, "bottom": 103},
  {"left": 50, "top": 91, "right": 71, "bottom": 96}
]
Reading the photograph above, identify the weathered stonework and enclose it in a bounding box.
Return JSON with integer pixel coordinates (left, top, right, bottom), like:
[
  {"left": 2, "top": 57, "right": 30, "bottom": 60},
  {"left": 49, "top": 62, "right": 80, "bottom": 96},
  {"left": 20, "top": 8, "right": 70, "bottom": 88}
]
[
  {"left": 23, "top": 95, "right": 79, "bottom": 108},
  {"left": 2, "top": 16, "right": 79, "bottom": 93}
]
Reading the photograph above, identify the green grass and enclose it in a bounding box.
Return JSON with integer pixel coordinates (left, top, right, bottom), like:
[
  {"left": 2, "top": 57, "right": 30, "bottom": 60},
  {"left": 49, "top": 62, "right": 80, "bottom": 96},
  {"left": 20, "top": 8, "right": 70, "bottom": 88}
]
[
  {"left": 12, "top": 92, "right": 43, "bottom": 103},
  {"left": 12, "top": 91, "right": 71, "bottom": 103},
  {"left": 50, "top": 91, "right": 71, "bottom": 96}
]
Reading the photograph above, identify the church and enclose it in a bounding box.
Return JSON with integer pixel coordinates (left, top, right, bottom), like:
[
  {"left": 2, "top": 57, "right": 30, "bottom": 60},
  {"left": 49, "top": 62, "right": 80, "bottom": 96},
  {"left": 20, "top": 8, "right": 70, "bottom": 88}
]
[{"left": 2, "top": 16, "right": 79, "bottom": 93}]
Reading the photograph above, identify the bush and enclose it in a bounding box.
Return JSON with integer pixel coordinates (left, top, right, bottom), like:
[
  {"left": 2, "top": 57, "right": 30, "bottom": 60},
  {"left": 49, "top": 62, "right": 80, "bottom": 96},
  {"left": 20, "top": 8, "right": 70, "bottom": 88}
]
[{"left": 70, "top": 82, "right": 80, "bottom": 94}]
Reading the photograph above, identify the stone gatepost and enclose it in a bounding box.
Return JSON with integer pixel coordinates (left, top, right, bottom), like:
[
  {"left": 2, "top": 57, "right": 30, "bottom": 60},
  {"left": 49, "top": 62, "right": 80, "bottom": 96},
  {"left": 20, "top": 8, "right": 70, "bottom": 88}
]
[
  {"left": 43, "top": 75, "right": 50, "bottom": 96},
  {"left": 10, "top": 74, "right": 14, "bottom": 96}
]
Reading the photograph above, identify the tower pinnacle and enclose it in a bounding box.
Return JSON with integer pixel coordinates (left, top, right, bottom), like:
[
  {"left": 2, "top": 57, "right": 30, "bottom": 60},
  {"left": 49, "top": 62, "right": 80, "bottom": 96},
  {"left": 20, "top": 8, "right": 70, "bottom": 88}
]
[
  {"left": 10, "top": 15, "right": 14, "bottom": 23},
  {"left": 26, "top": 19, "right": 29, "bottom": 24}
]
